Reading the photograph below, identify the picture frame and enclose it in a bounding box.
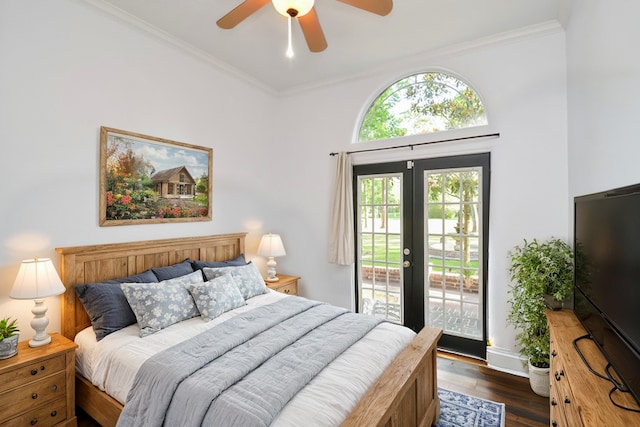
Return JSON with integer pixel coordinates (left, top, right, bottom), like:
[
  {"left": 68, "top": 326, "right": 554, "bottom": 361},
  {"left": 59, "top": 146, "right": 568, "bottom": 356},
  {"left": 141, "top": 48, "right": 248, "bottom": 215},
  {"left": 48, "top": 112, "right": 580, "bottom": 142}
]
[{"left": 99, "top": 126, "right": 212, "bottom": 226}]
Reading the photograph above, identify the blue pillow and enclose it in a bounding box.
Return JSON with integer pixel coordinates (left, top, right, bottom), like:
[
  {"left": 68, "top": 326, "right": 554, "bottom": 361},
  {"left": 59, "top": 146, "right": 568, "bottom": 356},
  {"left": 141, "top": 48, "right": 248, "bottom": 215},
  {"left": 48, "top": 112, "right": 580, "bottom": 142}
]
[
  {"left": 151, "top": 258, "right": 194, "bottom": 281},
  {"left": 191, "top": 254, "right": 246, "bottom": 270},
  {"left": 75, "top": 269, "right": 158, "bottom": 341}
]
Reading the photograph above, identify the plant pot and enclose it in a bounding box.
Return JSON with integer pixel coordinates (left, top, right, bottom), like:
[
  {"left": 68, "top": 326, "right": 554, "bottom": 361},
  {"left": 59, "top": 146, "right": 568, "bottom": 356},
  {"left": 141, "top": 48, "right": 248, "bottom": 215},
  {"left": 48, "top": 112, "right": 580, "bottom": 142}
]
[
  {"left": 0, "top": 334, "right": 19, "bottom": 359},
  {"left": 528, "top": 359, "right": 550, "bottom": 397}
]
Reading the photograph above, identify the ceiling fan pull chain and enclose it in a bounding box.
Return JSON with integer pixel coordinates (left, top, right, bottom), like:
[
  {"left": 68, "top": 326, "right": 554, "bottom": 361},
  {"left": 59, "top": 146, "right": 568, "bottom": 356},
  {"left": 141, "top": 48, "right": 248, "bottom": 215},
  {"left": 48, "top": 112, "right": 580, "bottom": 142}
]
[{"left": 286, "top": 15, "right": 294, "bottom": 58}]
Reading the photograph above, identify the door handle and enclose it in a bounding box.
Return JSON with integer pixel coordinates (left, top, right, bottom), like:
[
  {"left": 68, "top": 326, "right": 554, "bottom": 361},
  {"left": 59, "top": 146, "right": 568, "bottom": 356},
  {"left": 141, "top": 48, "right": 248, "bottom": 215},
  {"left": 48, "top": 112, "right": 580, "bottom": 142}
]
[{"left": 403, "top": 260, "right": 411, "bottom": 268}]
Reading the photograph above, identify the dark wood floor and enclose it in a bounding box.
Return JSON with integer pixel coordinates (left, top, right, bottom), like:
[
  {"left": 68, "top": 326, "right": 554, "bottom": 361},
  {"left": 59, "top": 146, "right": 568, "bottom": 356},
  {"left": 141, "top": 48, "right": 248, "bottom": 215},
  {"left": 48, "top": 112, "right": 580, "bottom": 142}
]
[
  {"left": 78, "top": 354, "right": 550, "bottom": 426},
  {"left": 438, "top": 353, "right": 549, "bottom": 426}
]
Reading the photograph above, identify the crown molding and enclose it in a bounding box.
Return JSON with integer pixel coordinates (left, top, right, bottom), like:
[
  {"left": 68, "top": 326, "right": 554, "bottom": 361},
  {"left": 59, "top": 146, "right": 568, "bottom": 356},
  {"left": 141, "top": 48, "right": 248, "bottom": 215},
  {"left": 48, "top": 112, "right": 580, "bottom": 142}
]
[{"left": 279, "top": 20, "right": 564, "bottom": 97}]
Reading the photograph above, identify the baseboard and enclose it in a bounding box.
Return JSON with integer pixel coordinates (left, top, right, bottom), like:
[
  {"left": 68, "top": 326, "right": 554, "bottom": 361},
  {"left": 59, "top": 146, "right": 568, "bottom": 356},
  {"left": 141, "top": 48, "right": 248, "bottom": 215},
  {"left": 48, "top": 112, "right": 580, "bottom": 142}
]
[{"left": 486, "top": 347, "right": 528, "bottom": 377}]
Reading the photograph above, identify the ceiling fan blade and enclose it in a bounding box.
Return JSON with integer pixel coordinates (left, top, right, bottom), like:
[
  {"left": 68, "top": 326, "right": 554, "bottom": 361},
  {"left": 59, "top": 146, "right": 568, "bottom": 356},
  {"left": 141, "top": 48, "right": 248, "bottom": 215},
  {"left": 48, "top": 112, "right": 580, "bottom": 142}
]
[
  {"left": 217, "top": 0, "right": 271, "bottom": 29},
  {"left": 298, "top": 7, "right": 328, "bottom": 52},
  {"left": 336, "top": 0, "right": 393, "bottom": 16}
]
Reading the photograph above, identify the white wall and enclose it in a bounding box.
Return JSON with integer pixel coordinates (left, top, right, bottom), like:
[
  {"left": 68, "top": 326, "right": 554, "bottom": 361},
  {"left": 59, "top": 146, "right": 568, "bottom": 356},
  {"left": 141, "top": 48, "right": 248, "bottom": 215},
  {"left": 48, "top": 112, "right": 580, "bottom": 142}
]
[
  {"left": 276, "top": 26, "right": 569, "bottom": 373},
  {"left": 0, "top": 0, "right": 572, "bottom": 375},
  {"left": 566, "top": 0, "right": 640, "bottom": 198},
  {"left": 0, "top": 0, "right": 278, "bottom": 336}
]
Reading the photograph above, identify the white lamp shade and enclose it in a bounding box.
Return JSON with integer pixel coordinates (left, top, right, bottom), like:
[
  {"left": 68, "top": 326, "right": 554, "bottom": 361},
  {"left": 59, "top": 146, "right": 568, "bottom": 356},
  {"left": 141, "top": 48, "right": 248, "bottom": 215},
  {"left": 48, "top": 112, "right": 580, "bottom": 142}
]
[
  {"left": 257, "top": 234, "right": 286, "bottom": 258},
  {"left": 272, "top": 0, "right": 314, "bottom": 17},
  {"left": 10, "top": 257, "right": 65, "bottom": 300}
]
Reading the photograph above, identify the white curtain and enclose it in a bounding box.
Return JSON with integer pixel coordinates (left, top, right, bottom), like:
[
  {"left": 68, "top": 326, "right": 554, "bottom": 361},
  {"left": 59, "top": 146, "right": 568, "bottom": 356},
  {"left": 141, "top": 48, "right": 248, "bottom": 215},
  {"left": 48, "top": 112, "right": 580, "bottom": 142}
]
[{"left": 329, "top": 152, "right": 354, "bottom": 265}]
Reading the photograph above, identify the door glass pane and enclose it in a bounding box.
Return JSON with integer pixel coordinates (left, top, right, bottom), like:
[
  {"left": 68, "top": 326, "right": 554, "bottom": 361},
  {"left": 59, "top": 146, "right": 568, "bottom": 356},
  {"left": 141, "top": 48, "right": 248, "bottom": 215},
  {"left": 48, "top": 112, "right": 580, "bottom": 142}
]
[
  {"left": 357, "top": 174, "right": 403, "bottom": 324},
  {"left": 425, "top": 168, "right": 482, "bottom": 340}
]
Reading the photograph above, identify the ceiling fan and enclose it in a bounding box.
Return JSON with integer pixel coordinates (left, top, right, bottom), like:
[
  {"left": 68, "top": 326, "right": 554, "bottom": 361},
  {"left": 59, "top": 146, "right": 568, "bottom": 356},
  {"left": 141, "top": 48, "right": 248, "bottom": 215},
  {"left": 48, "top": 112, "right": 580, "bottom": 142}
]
[{"left": 216, "top": 0, "right": 393, "bottom": 54}]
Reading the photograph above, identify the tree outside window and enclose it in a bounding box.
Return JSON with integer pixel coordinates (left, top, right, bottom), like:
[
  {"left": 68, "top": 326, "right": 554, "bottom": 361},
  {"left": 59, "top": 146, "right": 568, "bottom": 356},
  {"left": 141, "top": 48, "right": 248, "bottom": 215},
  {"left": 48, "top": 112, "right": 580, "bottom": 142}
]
[{"left": 359, "top": 72, "right": 487, "bottom": 142}]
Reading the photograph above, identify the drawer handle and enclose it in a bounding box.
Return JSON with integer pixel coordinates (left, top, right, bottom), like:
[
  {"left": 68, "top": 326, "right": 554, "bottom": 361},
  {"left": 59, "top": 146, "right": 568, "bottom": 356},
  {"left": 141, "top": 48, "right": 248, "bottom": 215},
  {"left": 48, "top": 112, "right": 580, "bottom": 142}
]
[
  {"left": 564, "top": 396, "right": 571, "bottom": 404},
  {"left": 552, "top": 421, "right": 558, "bottom": 427},
  {"left": 551, "top": 398, "right": 557, "bottom": 406},
  {"left": 554, "top": 371, "right": 561, "bottom": 381},
  {"left": 50, "top": 410, "right": 57, "bottom": 417},
  {"left": 32, "top": 392, "right": 38, "bottom": 400},
  {"left": 51, "top": 384, "right": 58, "bottom": 391},
  {"left": 551, "top": 349, "right": 557, "bottom": 357},
  {"left": 30, "top": 419, "right": 38, "bottom": 426},
  {"left": 284, "top": 289, "right": 290, "bottom": 294},
  {"left": 31, "top": 365, "right": 45, "bottom": 375}
]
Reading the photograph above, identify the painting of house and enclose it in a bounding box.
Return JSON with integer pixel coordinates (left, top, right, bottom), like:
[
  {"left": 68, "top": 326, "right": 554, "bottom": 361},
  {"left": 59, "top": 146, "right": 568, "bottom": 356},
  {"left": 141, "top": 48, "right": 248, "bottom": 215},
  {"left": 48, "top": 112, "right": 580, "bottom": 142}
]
[{"left": 151, "top": 166, "right": 196, "bottom": 199}]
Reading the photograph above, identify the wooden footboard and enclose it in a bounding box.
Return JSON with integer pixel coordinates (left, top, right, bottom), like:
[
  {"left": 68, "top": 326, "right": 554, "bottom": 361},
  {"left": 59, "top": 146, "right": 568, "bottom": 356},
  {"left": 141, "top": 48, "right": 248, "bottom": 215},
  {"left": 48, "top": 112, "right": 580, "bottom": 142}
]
[
  {"left": 57, "top": 234, "right": 441, "bottom": 427},
  {"left": 342, "top": 326, "right": 442, "bottom": 427}
]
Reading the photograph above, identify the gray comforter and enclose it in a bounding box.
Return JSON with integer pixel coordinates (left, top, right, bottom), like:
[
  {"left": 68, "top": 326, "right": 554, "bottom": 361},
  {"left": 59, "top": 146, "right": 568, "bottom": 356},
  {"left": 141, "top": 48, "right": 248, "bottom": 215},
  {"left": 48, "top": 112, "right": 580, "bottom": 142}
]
[{"left": 116, "top": 297, "right": 382, "bottom": 427}]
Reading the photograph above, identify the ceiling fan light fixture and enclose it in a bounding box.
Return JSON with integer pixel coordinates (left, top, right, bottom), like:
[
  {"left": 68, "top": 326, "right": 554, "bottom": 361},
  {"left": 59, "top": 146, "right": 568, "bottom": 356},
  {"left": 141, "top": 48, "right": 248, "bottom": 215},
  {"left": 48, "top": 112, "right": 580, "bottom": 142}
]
[{"left": 272, "top": 0, "right": 314, "bottom": 18}]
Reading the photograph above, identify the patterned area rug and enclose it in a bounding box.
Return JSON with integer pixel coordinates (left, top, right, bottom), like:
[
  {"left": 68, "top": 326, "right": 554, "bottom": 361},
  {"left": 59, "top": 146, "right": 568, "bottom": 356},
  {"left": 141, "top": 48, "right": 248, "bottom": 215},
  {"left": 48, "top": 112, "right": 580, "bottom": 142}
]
[{"left": 436, "top": 388, "right": 506, "bottom": 427}]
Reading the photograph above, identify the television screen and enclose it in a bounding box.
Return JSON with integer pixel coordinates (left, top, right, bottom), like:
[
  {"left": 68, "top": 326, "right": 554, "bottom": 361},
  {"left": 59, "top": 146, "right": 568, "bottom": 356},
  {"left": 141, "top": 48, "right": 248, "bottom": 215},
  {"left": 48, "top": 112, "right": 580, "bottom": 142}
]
[{"left": 574, "top": 185, "right": 640, "bottom": 404}]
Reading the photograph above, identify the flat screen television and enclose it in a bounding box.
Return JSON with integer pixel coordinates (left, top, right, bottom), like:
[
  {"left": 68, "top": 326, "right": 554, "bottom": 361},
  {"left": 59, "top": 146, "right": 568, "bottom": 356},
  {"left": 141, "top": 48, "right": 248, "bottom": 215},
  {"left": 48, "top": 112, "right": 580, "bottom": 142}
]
[{"left": 574, "top": 183, "right": 640, "bottom": 406}]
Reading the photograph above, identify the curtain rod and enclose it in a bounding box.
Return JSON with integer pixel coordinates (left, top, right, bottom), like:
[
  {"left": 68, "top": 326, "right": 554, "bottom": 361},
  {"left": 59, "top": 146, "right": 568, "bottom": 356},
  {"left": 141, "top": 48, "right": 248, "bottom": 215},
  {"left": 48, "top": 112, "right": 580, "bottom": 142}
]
[{"left": 329, "top": 132, "right": 500, "bottom": 156}]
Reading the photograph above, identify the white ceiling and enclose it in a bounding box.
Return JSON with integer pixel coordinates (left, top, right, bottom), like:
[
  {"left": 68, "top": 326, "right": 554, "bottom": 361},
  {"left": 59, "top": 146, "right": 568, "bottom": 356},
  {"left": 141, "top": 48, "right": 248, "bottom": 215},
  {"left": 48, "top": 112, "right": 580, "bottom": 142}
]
[{"left": 90, "top": 0, "right": 571, "bottom": 94}]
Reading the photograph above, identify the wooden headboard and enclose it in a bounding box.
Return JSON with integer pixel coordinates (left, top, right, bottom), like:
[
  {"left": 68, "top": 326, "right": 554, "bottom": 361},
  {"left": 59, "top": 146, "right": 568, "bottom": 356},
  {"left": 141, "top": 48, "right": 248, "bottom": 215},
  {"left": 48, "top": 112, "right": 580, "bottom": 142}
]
[{"left": 55, "top": 233, "right": 246, "bottom": 341}]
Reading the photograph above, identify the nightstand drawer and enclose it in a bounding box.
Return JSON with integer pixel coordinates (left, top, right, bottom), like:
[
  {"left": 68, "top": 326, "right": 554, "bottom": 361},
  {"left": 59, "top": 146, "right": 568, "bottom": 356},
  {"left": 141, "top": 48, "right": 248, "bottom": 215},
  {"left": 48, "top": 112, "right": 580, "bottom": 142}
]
[
  {"left": 0, "top": 371, "right": 66, "bottom": 422},
  {"left": 0, "top": 354, "right": 65, "bottom": 393},
  {"left": 266, "top": 275, "right": 299, "bottom": 296},
  {"left": 2, "top": 396, "right": 66, "bottom": 427},
  {"left": 273, "top": 282, "right": 297, "bottom": 295}
]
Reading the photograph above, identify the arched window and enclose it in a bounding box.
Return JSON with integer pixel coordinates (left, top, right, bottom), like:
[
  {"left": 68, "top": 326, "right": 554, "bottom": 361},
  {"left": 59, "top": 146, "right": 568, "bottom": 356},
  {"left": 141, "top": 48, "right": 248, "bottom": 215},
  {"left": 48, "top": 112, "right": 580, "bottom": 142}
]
[{"left": 358, "top": 72, "right": 487, "bottom": 142}]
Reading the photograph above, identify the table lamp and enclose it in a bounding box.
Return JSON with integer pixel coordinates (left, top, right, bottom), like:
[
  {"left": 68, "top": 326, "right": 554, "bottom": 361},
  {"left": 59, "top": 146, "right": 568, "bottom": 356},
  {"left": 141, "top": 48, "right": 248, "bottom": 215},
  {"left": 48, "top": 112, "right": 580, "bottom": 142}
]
[
  {"left": 10, "top": 257, "right": 66, "bottom": 347},
  {"left": 257, "top": 233, "right": 286, "bottom": 282}
]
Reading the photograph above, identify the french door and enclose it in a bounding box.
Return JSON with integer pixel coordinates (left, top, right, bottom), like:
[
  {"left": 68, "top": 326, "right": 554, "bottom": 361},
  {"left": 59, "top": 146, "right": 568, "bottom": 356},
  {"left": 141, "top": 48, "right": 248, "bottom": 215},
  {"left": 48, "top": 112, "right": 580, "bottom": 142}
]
[{"left": 354, "top": 153, "right": 490, "bottom": 359}]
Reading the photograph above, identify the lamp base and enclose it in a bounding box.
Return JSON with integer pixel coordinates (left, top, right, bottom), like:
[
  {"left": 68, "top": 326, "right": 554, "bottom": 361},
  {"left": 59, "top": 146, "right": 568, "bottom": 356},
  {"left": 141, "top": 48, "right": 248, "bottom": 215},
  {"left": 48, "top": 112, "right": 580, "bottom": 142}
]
[
  {"left": 29, "top": 335, "right": 52, "bottom": 347},
  {"left": 29, "top": 299, "right": 52, "bottom": 348},
  {"left": 265, "top": 257, "right": 279, "bottom": 282}
]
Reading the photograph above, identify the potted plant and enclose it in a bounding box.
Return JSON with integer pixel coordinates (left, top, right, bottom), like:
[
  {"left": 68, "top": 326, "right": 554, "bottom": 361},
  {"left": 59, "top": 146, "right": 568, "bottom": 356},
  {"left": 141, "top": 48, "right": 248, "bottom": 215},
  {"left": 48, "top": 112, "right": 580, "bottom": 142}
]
[
  {"left": 0, "top": 317, "right": 20, "bottom": 359},
  {"left": 507, "top": 237, "right": 574, "bottom": 396}
]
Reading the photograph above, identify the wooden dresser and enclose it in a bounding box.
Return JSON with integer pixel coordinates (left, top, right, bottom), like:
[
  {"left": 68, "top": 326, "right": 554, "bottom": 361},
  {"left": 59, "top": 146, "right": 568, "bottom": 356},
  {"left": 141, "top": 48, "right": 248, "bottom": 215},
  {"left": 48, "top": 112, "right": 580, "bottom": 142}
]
[
  {"left": 266, "top": 274, "right": 299, "bottom": 295},
  {"left": 0, "top": 333, "right": 77, "bottom": 427},
  {"left": 546, "top": 310, "right": 640, "bottom": 426}
]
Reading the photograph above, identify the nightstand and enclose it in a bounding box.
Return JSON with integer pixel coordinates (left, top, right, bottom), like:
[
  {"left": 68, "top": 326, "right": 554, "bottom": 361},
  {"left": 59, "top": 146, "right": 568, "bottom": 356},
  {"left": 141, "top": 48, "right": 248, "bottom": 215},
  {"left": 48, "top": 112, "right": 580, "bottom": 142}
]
[
  {"left": 266, "top": 274, "right": 300, "bottom": 296},
  {"left": 0, "top": 333, "right": 77, "bottom": 427}
]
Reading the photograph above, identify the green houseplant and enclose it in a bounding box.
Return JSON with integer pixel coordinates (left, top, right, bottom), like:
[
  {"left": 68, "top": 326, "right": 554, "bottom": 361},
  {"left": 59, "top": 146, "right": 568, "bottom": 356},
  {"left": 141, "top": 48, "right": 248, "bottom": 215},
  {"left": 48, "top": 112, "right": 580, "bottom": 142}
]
[
  {"left": 0, "top": 317, "right": 20, "bottom": 359},
  {"left": 507, "top": 237, "right": 573, "bottom": 396}
]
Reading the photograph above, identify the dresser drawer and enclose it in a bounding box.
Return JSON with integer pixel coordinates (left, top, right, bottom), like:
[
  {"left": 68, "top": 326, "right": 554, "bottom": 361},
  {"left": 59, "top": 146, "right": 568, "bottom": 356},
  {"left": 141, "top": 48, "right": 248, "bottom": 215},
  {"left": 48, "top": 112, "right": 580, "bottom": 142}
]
[
  {"left": 550, "top": 377, "right": 569, "bottom": 427},
  {"left": 554, "top": 364, "right": 583, "bottom": 425},
  {"left": 0, "top": 371, "right": 66, "bottom": 422},
  {"left": 2, "top": 396, "right": 66, "bottom": 427},
  {"left": 0, "top": 354, "right": 65, "bottom": 393}
]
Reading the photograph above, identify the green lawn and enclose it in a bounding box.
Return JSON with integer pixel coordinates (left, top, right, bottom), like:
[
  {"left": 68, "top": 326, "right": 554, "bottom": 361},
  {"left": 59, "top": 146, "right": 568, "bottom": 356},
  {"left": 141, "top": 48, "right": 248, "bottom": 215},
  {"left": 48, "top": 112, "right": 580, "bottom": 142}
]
[{"left": 361, "top": 234, "right": 478, "bottom": 271}]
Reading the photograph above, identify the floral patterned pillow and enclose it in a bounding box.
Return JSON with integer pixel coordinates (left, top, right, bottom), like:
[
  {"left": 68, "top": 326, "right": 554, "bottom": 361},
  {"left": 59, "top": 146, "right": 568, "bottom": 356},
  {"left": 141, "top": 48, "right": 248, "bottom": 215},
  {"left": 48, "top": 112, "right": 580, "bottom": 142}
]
[
  {"left": 121, "top": 270, "right": 203, "bottom": 337},
  {"left": 188, "top": 274, "right": 246, "bottom": 321},
  {"left": 202, "top": 263, "right": 267, "bottom": 299}
]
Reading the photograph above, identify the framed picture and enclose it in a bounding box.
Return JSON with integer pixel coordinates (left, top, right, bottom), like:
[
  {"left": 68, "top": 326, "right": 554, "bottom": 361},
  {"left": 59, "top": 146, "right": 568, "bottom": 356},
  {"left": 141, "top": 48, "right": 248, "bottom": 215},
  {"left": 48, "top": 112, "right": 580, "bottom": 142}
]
[{"left": 99, "top": 126, "right": 212, "bottom": 226}]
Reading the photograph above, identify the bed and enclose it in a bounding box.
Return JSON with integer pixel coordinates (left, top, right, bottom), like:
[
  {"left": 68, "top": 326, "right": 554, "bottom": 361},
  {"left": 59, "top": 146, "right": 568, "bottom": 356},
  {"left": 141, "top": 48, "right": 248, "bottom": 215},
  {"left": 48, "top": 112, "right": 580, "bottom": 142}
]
[{"left": 56, "top": 233, "right": 441, "bottom": 426}]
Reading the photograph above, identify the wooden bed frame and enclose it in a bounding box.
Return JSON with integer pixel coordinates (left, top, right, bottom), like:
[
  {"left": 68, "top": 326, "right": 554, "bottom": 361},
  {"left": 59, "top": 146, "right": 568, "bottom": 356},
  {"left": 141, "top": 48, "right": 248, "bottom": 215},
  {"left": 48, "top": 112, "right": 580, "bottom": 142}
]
[{"left": 56, "top": 233, "right": 441, "bottom": 427}]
